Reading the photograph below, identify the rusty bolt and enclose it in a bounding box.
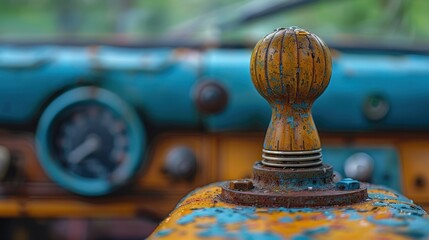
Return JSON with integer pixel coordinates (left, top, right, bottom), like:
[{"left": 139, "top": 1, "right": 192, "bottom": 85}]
[
  {"left": 336, "top": 178, "right": 360, "bottom": 191},
  {"left": 229, "top": 180, "right": 254, "bottom": 191}
]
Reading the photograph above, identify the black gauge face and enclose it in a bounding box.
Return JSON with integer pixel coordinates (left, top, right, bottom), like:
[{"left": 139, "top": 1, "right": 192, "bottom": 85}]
[{"left": 52, "top": 103, "right": 129, "bottom": 179}]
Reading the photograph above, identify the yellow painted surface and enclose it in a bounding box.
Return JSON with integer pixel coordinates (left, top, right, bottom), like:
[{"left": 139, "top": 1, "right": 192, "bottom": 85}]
[
  {"left": 0, "top": 200, "right": 22, "bottom": 217},
  {"left": 149, "top": 183, "right": 429, "bottom": 239},
  {"left": 0, "top": 198, "right": 176, "bottom": 218},
  {"left": 399, "top": 141, "right": 429, "bottom": 202},
  {"left": 26, "top": 200, "right": 138, "bottom": 217},
  {"left": 217, "top": 136, "right": 263, "bottom": 180}
]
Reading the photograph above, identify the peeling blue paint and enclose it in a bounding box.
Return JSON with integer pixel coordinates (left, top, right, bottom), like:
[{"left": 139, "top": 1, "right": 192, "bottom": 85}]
[
  {"left": 287, "top": 116, "right": 295, "bottom": 127},
  {"left": 172, "top": 191, "right": 429, "bottom": 239},
  {"left": 270, "top": 174, "right": 331, "bottom": 191},
  {"left": 368, "top": 193, "right": 397, "bottom": 201},
  {"left": 395, "top": 217, "right": 429, "bottom": 238},
  {"left": 304, "top": 226, "right": 330, "bottom": 235},
  {"left": 237, "top": 228, "right": 283, "bottom": 240},
  {"left": 304, "top": 124, "right": 314, "bottom": 134},
  {"left": 156, "top": 229, "right": 173, "bottom": 237},
  {"left": 389, "top": 203, "right": 426, "bottom": 217},
  {"left": 368, "top": 186, "right": 413, "bottom": 203},
  {"left": 279, "top": 216, "right": 293, "bottom": 223},
  {"left": 175, "top": 207, "right": 286, "bottom": 239},
  {"left": 292, "top": 102, "right": 309, "bottom": 111},
  {"left": 367, "top": 216, "right": 408, "bottom": 227},
  {"left": 271, "top": 207, "right": 314, "bottom": 213},
  {"left": 344, "top": 209, "right": 362, "bottom": 220},
  {"left": 323, "top": 211, "right": 335, "bottom": 220},
  {"left": 300, "top": 113, "right": 309, "bottom": 118},
  {"left": 177, "top": 207, "right": 257, "bottom": 225},
  {"left": 292, "top": 226, "right": 330, "bottom": 240},
  {"left": 373, "top": 201, "right": 389, "bottom": 207},
  {"left": 270, "top": 76, "right": 279, "bottom": 83},
  {"left": 336, "top": 178, "right": 360, "bottom": 190},
  {"left": 275, "top": 99, "right": 283, "bottom": 105},
  {"left": 292, "top": 235, "right": 311, "bottom": 240}
]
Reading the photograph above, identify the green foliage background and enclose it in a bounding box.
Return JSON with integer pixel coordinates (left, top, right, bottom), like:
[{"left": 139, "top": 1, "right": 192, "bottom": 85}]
[{"left": 0, "top": 0, "right": 428, "bottom": 45}]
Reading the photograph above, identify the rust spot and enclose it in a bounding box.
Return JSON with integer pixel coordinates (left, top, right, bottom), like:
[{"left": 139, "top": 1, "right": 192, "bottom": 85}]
[
  {"left": 229, "top": 180, "right": 254, "bottom": 191},
  {"left": 221, "top": 162, "right": 368, "bottom": 208}
]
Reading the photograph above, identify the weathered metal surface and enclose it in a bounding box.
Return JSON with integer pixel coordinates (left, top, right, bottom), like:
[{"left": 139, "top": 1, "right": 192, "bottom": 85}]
[
  {"left": 229, "top": 180, "right": 254, "bottom": 191},
  {"left": 250, "top": 27, "right": 332, "bottom": 154},
  {"left": 221, "top": 162, "right": 367, "bottom": 208},
  {"left": 221, "top": 183, "right": 368, "bottom": 208},
  {"left": 253, "top": 162, "right": 333, "bottom": 189},
  {"left": 149, "top": 183, "right": 429, "bottom": 239},
  {"left": 336, "top": 178, "right": 361, "bottom": 191}
]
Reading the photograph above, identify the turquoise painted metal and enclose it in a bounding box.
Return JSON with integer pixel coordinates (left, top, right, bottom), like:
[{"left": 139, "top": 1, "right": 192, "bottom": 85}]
[
  {"left": 0, "top": 47, "right": 200, "bottom": 126},
  {"left": 336, "top": 178, "right": 360, "bottom": 190},
  {"left": 0, "top": 45, "right": 424, "bottom": 193},
  {"left": 322, "top": 146, "right": 401, "bottom": 192},
  {"left": 1, "top": 47, "right": 429, "bottom": 132},
  {"left": 203, "top": 50, "right": 429, "bottom": 131}
]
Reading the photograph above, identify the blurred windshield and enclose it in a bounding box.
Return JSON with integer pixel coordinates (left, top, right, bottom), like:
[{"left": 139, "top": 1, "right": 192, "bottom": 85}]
[{"left": 1, "top": 0, "right": 429, "bottom": 46}]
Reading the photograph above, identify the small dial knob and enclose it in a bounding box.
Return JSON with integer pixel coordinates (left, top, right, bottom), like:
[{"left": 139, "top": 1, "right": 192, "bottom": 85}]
[
  {"left": 363, "top": 94, "right": 390, "bottom": 121},
  {"left": 164, "top": 146, "right": 197, "bottom": 180},
  {"left": 250, "top": 26, "right": 332, "bottom": 167},
  {"left": 344, "top": 152, "right": 374, "bottom": 182},
  {"left": 414, "top": 175, "right": 425, "bottom": 189},
  {"left": 195, "top": 81, "right": 228, "bottom": 114}
]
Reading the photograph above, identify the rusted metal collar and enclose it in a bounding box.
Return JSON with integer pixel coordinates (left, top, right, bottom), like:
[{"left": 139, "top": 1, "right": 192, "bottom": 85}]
[{"left": 221, "top": 162, "right": 368, "bottom": 208}]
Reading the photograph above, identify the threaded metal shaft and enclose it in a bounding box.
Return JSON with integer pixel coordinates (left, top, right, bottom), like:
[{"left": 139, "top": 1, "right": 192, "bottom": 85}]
[{"left": 261, "top": 149, "right": 322, "bottom": 168}]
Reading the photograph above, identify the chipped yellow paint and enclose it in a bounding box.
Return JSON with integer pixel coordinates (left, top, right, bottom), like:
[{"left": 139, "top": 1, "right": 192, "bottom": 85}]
[
  {"left": 250, "top": 27, "right": 332, "bottom": 152},
  {"left": 149, "top": 183, "right": 429, "bottom": 239}
]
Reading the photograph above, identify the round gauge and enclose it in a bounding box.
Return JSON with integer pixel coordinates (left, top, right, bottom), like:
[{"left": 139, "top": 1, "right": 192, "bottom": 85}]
[
  {"left": 54, "top": 104, "right": 129, "bottom": 179},
  {"left": 36, "top": 87, "right": 145, "bottom": 196}
]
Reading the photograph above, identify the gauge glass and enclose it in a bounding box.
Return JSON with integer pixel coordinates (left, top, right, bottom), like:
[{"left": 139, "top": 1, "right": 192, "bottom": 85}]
[{"left": 52, "top": 103, "right": 129, "bottom": 179}]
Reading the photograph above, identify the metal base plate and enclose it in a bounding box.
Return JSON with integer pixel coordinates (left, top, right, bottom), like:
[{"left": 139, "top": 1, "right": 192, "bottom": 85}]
[
  {"left": 221, "top": 182, "right": 368, "bottom": 208},
  {"left": 220, "top": 162, "right": 368, "bottom": 208}
]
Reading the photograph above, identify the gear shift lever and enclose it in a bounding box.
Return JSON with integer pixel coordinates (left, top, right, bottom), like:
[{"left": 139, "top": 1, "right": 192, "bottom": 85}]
[{"left": 221, "top": 26, "right": 367, "bottom": 207}]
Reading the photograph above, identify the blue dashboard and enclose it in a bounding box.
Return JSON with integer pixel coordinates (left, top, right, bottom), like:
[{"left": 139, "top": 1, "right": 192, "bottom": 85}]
[{"left": 0, "top": 45, "right": 427, "bottom": 196}]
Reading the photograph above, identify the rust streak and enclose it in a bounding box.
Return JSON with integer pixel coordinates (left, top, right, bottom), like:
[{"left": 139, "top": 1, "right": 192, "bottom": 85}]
[
  {"left": 305, "top": 35, "right": 315, "bottom": 99},
  {"left": 313, "top": 35, "right": 327, "bottom": 95},
  {"left": 264, "top": 31, "right": 278, "bottom": 95},
  {"left": 252, "top": 41, "right": 263, "bottom": 94},
  {"left": 279, "top": 29, "right": 287, "bottom": 97},
  {"left": 293, "top": 31, "right": 300, "bottom": 103}
]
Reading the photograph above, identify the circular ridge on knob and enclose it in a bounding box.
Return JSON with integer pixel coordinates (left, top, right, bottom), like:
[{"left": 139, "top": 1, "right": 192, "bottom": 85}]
[{"left": 250, "top": 26, "right": 332, "bottom": 168}]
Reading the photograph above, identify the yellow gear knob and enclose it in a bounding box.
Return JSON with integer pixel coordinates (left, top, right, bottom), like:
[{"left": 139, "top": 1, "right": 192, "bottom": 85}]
[{"left": 250, "top": 26, "right": 332, "bottom": 167}]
